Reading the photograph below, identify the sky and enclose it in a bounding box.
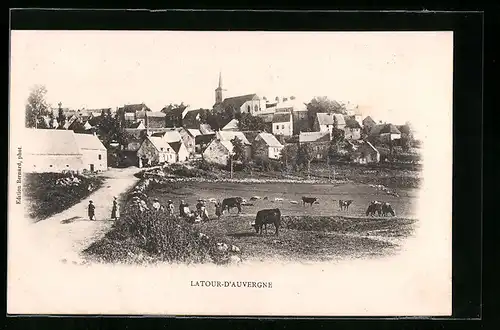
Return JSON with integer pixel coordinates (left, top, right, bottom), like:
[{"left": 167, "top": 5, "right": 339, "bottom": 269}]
[{"left": 10, "top": 31, "right": 453, "bottom": 131}]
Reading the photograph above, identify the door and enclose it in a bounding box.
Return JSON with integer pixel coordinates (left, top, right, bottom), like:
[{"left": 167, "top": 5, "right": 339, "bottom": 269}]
[{"left": 90, "top": 164, "right": 95, "bottom": 172}]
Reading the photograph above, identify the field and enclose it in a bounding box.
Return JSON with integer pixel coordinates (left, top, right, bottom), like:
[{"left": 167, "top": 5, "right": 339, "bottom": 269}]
[{"left": 147, "top": 180, "right": 418, "bottom": 262}]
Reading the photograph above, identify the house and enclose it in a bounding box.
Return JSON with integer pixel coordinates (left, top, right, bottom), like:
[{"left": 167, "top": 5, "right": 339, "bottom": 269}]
[
  {"left": 137, "top": 136, "right": 189, "bottom": 167},
  {"left": 199, "top": 124, "right": 215, "bottom": 135},
  {"left": 298, "top": 131, "right": 331, "bottom": 160},
  {"left": 379, "top": 124, "right": 402, "bottom": 142},
  {"left": 252, "top": 132, "right": 284, "bottom": 160},
  {"left": 136, "top": 111, "right": 166, "bottom": 128},
  {"left": 118, "top": 103, "right": 151, "bottom": 125},
  {"left": 221, "top": 119, "right": 239, "bottom": 131},
  {"left": 203, "top": 131, "right": 252, "bottom": 165},
  {"left": 176, "top": 127, "right": 196, "bottom": 155},
  {"left": 313, "top": 112, "right": 347, "bottom": 134},
  {"left": 333, "top": 114, "right": 346, "bottom": 130},
  {"left": 74, "top": 133, "right": 108, "bottom": 172},
  {"left": 151, "top": 129, "right": 183, "bottom": 143},
  {"left": 362, "top": 116, "right": 377, "bottom": 130},
  {"left": 352, "top": 141, "right": 380, "bottom": 164},
  {"left": 272, "top": 112, "right": 293, "bottom": 137},
  {"left": 217, "top": 94, "right": 265, "bottom": 116},
  {"left": 24, "top": 129, "right": 108, "bottom": 173},
  {"left": 344, "top": 117, "right": 362, "bottom": 140}
]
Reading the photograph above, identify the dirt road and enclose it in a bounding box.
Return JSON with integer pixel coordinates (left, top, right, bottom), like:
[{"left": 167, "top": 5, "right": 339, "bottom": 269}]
[{"left": 28, "top": 167, "right": 140, "bottom": 264}]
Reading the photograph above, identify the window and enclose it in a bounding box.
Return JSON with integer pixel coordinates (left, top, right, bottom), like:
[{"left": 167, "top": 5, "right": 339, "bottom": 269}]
[
  {"left": 98, "top": 154, "right": 102, "bottom": 160},
  {"left": 282, "top": 125, "right": 285, "bottom": 129},
  {"left": 247, "top": 105, "right": 251, "bottom": 113},
  {"left": 160, "top": 148, "right": 164, "bottom": 151},
  {"left": 275, "top": 125, "right": 279, "bottom": 130},
  {"left": 254, "top": 105, "right": 258, "bottom": 112},
  {"left": 66, "top": 165, "right": 69, "bottom": 167},
  {"left": 50, "top": 165, "right": 53, "bottom": 167}
]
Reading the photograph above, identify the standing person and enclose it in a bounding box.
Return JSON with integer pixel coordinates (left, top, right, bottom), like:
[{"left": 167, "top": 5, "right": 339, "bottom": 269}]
[
  {"left": 215, "top": 201, "right": 222, "bottom": 220},
  {"left": 88, "top": 200, "right": 96, "bottom": 221},
  {"left": 111, "top": 196, "right": 120, "bottom": 221},
  {"left": 167, "top": 200, "right": 175, "bottom": 216},
  {"left": 179, "top": 200, "right": 186, "bottom": 217}
]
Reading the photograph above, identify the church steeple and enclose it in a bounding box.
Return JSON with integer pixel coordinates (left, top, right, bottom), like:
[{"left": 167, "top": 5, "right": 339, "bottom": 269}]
[{"left": 215, "top": 71, "right": 224, "bottom": 105}]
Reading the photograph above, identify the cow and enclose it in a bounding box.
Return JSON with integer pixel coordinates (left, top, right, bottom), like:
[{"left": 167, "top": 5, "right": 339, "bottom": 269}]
[
  {"left": 252, "top": 208, "right": 282, "bottom": 236},
  {"left": 382, "top": 202, "right": 396, "bottom": 216},
  {"left": 338, "top": 200, "right": 354, "bottom": 211},
  {"left": 222, "top": 197, "right": 243, "bottom": 214},
  {"left": 366, "top": 201, "right": 382, "bottom": 216},
  {"left": 302, "top": 196, "right": 317, "bottom": 207}
]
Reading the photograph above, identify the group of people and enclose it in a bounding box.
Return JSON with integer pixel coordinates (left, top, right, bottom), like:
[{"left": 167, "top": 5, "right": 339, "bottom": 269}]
[
  {"left": 87, "top": 196, "right": 120, "bottom": 221},
  {"left": 87, "top": 196, "right": 225, "bottom": 222}
]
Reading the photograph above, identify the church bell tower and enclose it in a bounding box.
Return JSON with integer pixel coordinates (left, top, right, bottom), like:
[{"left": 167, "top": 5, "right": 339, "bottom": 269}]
[{"left": 215, "top": 72, "right": 224, "bottom": 105}]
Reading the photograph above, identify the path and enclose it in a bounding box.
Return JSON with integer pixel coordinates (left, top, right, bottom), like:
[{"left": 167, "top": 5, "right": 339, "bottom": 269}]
[{"left": 29, "top": 167, "right": 141, "bottom": 264}]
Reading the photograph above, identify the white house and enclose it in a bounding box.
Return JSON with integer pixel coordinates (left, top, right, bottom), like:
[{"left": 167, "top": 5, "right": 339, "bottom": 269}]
[
  {"left": 252, "top": 132, "right": 284, "bottom": 160},
  {"left": 272, "top": 112, "right": 293, "bottom": 137},
  {"left": 74, "top": 133, "right": 108, "bottom": 172},
  {"left": 137, "top": 136, "right": 189, "bottom": 167},
  {"left": 24, "top": 129, "right": 107, "bottom": 173}
]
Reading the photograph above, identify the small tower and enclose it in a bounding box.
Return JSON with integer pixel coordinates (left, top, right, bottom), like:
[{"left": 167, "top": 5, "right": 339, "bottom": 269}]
[{"left": 215, "top": 71, "right": 224, "bottom": 105}]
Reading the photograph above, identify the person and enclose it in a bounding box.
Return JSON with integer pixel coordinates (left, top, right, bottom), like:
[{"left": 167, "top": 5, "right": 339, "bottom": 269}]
[
  {"left": 179, "top": 200, "right": 186, "bottom": 217},
  {"left": 111, "top": 196, "right": 119, "bottom": 220},
  {"left": 215, "top": 201, "right": 222, "bottom": 220},
  {"left": 152, "top": 198, "right": 161, "bottom": 211},
  {"left": 167, "top": 200, "right": 175, "bottom": 216},
  {"left": 88, "top": 200, "right": 96, "bottom": 221}
]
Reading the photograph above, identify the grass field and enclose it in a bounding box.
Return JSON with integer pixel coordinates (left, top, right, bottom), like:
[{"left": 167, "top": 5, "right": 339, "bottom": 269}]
[{"left": 146, "top": 180, "right": 418, "bottom": 263}]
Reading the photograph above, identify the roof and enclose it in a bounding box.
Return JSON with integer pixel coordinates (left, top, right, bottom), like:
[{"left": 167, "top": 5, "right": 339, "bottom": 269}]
[
  {"left": 119, "top": 103, "right": 150, "bottom": 113},
  {"left": 136, "top": 111, "right": 166, "bottom": 118},
  {"left": 369, "top": 124, "right": 386, "bottom": 136},
  {"left": 299, "top": 131, "right": 330, "bottom": 143},
  {"left": 147, "top": 136, "right": 172, "bottom": 152},
  {"left": 199, "top": 124, "right": 215, "bottom": 135},
  {"left": 333, "top": 113, "right": 346, "bottom": 126},
  {"left": 24, "top": 129, "right": 83, "bottom": 155},
  {"left": 222, "top": 119, "right": 239, "bottom": 131},
  {"left": 221, "top": 94, "right": 258, "bottom": 109},
  {"left": 74, "top": 133, "right": 107, "bottom": 151},
  {"left": 344, "top": 116, "right": 362, "bottom": 129},
  {"left": 242, "top": 131, "right": 261, "bottom": 144},
  {"left": 129, "top": 122, "right": 145, "bottom": 129},
  {"left": 219, "top": 140, "right": 235, "bottom": 153},
  {"left": 316, "top": 113, "right": 334, "bottom": 125},
  {"left": 168, "top": 141, "right": 183, "bottom": 153},
  {"left": 273, "top": 112, "right": 291, "bottom": 123},
  {"left": 379, "top": 124, "right": 401, "bottom": 135},
  {"left": 182, "top": 109, "right": 205, "bottom": 128},
  {"left": 187, "top": 129, "right": 201, "bottom": 137},
  {"left": 256, "top": 132, "right": 283, "bottom": 147},
  {"left": 363, "top": 116, "right": 377, "bottom": 127},
  {"left": 151, "top": 129, "right": 182, "bottom": 143},
  {"left": 216, "top": 131, "right": 251, "bottom": 145}
]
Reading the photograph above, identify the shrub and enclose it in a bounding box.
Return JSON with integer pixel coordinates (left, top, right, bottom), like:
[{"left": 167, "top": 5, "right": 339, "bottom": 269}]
[{"left": 23, "top": 173, "right": 104, "bottom": 221}]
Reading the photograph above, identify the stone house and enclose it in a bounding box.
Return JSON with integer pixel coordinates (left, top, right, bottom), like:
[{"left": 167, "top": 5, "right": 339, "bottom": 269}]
[
  {"left": 176, "top": 127, "right": 196, "bottom": 155},
  {"left": 136, "top": 111, "right": 166, "bottom": 128},
  {"left": 137, "top": 136, "right": 189, "bottom": 167},
  {"left": 344, "top": 116, "right": 362, "bottom": 140},
  {"left": 351, "top": 141, "right": 380, "bottom": 164},
  {"left": 203, "top": 131, "right": 252, "bottom": 166},
  {"left": 252, "top": 132, "right": 284, "bottom": 160},
  {"left": 298, "top": 131, "right": 331, "bottom": 161}
]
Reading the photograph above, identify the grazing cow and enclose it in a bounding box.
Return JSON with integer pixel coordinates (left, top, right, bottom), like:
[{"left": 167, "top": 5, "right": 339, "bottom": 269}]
[
  {"left": 366, "top": 201, "right": 382, "bottom": 216},
  {"left": 338, "top": 200, "right": 354, "bottom": 211},
  {"left": 275, "top": 197, "right": 284, "bottom": 202},
  {"left": 302, "top": 196, "right": 317, "bottom": 207},
  {"left": 252, "top": 208, "right": 282, "bottom": 236},
  {"left": 250, "top": 196, "right": 261, "bottom": 201},
  {"left": 382, "top": 202, "right": 396, "bottom": 216},
  {"left": 222, "top": 197, "right": 243, "bottom": 214}
]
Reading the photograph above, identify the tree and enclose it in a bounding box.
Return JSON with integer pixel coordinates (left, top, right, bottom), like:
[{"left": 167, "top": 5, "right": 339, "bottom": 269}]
[
  {"left": 237, "top": 112, "right": 267, "bottom": 131},
  {"left": 306, "top": 96, "right": 347, "bottom": 130},
  {"left": 57, "top": 102, "right": 66, "bottom": 128},
  {"left": 280, "top": 143, "right": 298, "bottom": 170},
  {"left": 230, "top": 137, "right": 245, "bottom": 161},
  {"left": 331, "top": 128, "right": 345, "bottom": 148},
  {"left": 25, "top": 85, "right": 50, "bottom": 128},
  {"left": 162, "top": 102, "right": 188, "bottom": 127},
  {"left": 297, "top": 143, "right": 315, "bottom": 179}
]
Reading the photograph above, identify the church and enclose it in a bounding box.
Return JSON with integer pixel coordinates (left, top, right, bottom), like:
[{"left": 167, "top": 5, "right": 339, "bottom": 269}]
[{"left": 212, "top": 72, "right": 266, "bottom": 116}]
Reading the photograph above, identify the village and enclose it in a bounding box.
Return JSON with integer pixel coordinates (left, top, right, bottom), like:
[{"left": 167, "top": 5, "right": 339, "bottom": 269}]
[
  {"left": 24, "top": 72, "right": 420, "bottom": 175},
  {"left": 22, "top": 72, "right": 421, "bottom": 266}
]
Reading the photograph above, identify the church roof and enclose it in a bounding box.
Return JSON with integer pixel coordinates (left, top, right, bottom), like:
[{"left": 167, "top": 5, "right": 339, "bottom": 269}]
[{"left": 221, "top": 94, "right": 258, "bottom": 109}]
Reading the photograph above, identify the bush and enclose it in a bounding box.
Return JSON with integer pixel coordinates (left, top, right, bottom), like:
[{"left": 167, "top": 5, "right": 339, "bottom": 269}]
[
  {"left": 84, "top": 189, "right": 236, "bottom": 265},
  {"left": 23, "top": 173, "right": 104, "bottom": 221},
  {"left": 254, "top": 158, "right": 283, "bottom": 172}
]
